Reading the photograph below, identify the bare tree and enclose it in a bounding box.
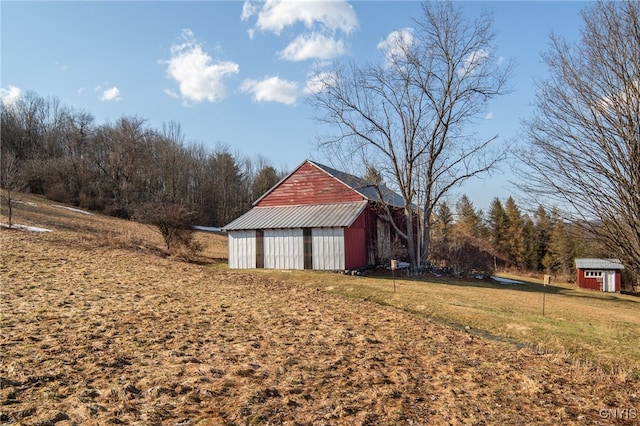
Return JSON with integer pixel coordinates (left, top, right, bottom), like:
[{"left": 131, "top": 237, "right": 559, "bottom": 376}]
[
  {"left": 517, "top": 1, "right": 640, "bottom": 284},
  {"left": 90, "top": 116, "right": 150, "bottom": 217},
  {"left": 0, "top": 150, "right": 26, "bottom": 227},
  {"left": 310, "top": 1, "right": 511, "bottom": 269},
  {"left": 200, "top": 146, "right": 246, "bottom": 226}
]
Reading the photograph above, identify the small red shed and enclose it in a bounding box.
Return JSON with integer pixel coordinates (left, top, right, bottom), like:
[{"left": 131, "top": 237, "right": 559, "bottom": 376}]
[
  {"left": 575, "top": 258, "right": 624, "bottom": 293},
  {"left": 224, "top": 160, "right": 406, "bottom": 271}
]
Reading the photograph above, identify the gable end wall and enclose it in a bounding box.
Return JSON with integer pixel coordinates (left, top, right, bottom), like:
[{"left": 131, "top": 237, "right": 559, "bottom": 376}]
[{"left": 257, "top": 162, "right": 365, "bottom": 207}]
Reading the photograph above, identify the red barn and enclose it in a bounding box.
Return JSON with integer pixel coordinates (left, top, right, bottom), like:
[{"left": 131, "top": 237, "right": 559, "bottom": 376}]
[
  {"left": 224, "top": 160, "right": 407, "bottom": 271},
  {"left": 575, "top": 258, "right": 624, "bottom": 292}
]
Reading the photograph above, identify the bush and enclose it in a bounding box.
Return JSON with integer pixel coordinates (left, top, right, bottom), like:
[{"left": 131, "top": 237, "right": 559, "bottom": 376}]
[
  {"left": 429, "top": 235, "right": 499, "bottom": 277},
  {"left": 134, "top": 202, "right": 201, "bottom": 258}
]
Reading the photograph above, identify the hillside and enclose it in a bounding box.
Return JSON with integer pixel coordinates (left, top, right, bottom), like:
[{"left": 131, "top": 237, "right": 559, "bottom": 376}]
[{"left": 1, "top": 194, "right": 639, "bottom": 425}]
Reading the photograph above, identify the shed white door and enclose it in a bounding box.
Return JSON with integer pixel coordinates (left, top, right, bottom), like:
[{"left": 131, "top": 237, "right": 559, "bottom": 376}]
[
  {"left": 312, "top": 228, "right": 344, "bottom": 270},
  {"left": 228, "top": 230, "right": 256, "bottom": 269},
  {"left": 603, "top": 270, "right": 616, "bottom": 292},
  {"left": 264, "top": 229, "right": 304, "bottom": 269}
]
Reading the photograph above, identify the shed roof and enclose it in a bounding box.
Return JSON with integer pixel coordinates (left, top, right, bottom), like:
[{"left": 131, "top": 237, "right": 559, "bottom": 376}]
[
  {"left": 224, "top": 201, "right": 368, "bottom": 231},
  {"left": 575, "top": 258, "right": 624, "bottom": 270}
]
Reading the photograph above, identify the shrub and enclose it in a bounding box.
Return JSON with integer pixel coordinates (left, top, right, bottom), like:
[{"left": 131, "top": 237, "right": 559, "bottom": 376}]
[{"left": 134, "top": 202, "right": 201, "bottom": 258}]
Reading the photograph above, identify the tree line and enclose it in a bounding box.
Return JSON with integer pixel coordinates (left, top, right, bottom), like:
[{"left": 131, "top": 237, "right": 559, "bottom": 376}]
[
  {"left": 429, "top": 195, "right": 609, "bottom": 283},
  {"left": 2, "top": 1, "right": 637, "bottom": 290},
  {"left": 0, "top": 89, "right": 631, "bottom": 288},
  {"left": 1, "top": 91, "right": 283, "bottom": 227}
]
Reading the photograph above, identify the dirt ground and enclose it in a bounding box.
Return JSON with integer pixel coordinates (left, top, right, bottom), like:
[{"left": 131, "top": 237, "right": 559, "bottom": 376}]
[{"left": 1, "top": 199, "right": 639, "bottom": 425}]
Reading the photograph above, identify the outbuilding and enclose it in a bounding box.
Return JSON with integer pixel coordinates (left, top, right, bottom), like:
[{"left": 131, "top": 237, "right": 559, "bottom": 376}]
[
  {"left": 575, "top": 258, "right": 624, "bottom": 292},
  {"left": 223, "top": 160, "right": 407, "bottom": 271}
]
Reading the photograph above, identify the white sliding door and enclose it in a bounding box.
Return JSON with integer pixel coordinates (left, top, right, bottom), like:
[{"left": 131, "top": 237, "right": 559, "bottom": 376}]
[{"left": 264, "top": 229, "right": 304, "bottom": 269}]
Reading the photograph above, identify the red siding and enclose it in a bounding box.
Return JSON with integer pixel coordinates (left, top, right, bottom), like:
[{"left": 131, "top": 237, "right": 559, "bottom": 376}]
[
  {"left": 576, "top": 268, "right": 622, "bottom": 292},
  {"left": 345, "top": 211, "right": 367, "bottom": 269},
  {"left": 257, "top": 161, "right": 365, "bottom": 207},
  {"left": 577, "top": 269, "right": 601, "bottom": 291},
  {"left": 617, "top": 272, "right": 622, "bottom": 292}
]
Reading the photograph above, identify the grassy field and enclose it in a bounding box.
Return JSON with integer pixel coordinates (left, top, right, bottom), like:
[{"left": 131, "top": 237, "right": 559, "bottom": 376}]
[
  {"left": 277, "top": 269, "right": 640, "bottom": 374},
  {"left": 1, "top": 194, "right": 639, "bottom": 425}
]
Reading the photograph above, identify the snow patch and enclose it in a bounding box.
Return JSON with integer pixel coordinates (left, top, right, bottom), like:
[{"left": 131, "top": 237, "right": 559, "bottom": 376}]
[
  {"left": 192, "top": 226, "right": 224, "bottom": 233},
  {"left": 53, "top": 205, "right": 93, "bottom": 215},
  {"left": 1, "top": 223, "right": 52, "bottom": 233},
  {"left": 491, "top": 276, "right": 524, "bottom": 285}
]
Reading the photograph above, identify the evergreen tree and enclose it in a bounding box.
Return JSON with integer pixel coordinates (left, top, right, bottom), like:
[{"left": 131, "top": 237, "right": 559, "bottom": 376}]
[
  {"left": 455, "top": 195, "right": 484, "bottom": 238},
  {"left": 251, "top": 165, "right": 280, "bottom": 202},
  {"left": 533, "top": 205, "right": 552, "bottom": 271},
  {"left": 504, "top": 197, "right": 525, "bottom": 268},
  {"left": 431, "top": 201, "right": 454, "bottom": 244},
  {"left": 440, "top": 195, "right": 495, "bottom": 276},
  {"left": 428, "top": 201, "right": 455, "bottom": 269},
  {"left": 487, "top": 197, "right": 509, "bottom": 262},
  {"left": 544, "top": 220, "right": 577, "bottom": 279},
  {"left": 522, "top": 215, "right": 538, "bottom": 270}
]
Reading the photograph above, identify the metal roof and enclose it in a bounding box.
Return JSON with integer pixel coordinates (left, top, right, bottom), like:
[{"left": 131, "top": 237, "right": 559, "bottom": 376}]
[
  {"left": 310, "top": 161, "right": 406, "bottom": 208},
  {"left": 575, "top": 258, "right": 624, "bottom": 270},
  {"left": 224, "top": 201, "right": 368, "bottom": 231}
]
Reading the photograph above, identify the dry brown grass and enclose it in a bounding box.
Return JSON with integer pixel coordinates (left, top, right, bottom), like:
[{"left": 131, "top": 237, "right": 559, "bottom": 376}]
[
  {"left": 1, "top": 194, "right": 639, "bottom": 425},
  {"left": 279, "top": 269, "right": 640, "bottom": 374}
]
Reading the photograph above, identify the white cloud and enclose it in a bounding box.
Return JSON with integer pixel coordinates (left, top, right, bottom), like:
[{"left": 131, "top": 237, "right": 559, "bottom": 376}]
[
  {"left": 279, "top": 32, "right": 345, "bottom": 61},
  {"left": 165, "top": 29, "right": 239, "bottom": 104},
  {"left": 242, "top": 0, "right": 358, "bottom": 35},
  {"left": 240, "top": 76, "right": 299, "bottom": 104},
  {"left": 242, "top": 0, "right": 357, "bottom": 61},
  {"left": 0, "top": 85, "right": 22, "bottom": 106},
  {"left": 377, "top": 28, "right": 413, "bottom": 66},
  {"left": 241, "top": 1, "right": 258, "bottom": 21},
  {"left": 99, "top": 86, "right": 122, "bottom": 102},
  {"left": 242, "top": 2, "right": 258, "bottom": 39},
  {"left": 304, "top": 71, "right": 337, "bottom": 95},
  {"left": 485, "top": 111, "right": 494, "bottom": 120},
  {"left": 459, "top": 49, "right": 489, "bottom": 77}
]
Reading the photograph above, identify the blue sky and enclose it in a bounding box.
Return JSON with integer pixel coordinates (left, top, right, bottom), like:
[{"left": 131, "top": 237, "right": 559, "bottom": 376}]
[{"left": 1, "top": 1, "right": 588, "bottom": 212}]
